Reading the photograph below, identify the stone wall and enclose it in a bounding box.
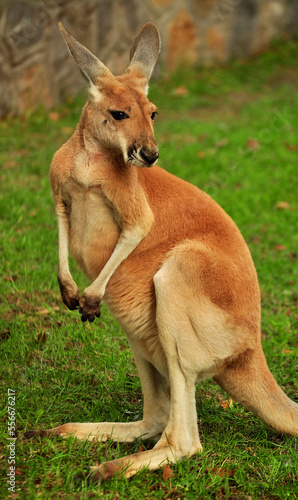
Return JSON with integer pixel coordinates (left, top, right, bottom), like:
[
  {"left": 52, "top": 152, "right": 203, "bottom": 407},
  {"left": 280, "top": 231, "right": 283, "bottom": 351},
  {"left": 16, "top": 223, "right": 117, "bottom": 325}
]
[{"left": 0, "top": 0, "right": 297, "bottom": 117}]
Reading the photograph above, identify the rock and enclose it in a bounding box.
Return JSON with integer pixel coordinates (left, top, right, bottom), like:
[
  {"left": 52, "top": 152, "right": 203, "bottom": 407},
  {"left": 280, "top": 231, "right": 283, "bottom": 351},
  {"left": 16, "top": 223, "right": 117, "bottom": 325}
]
[{"left": 0, "top": 0, "right": 296, "bottom": 117}]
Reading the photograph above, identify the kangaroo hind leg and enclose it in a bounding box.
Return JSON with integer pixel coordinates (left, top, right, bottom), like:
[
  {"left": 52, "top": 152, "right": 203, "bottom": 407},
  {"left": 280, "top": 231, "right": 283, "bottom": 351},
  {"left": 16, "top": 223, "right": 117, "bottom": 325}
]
[
  {"left": 151, "top": 248, "right": 227, "bottom": 459},
  {"left": 24, "top": 352, "right": 169, "bottom": 444},
  {"left": 83, "top": 249, "right": 210, "bottom": 482}
]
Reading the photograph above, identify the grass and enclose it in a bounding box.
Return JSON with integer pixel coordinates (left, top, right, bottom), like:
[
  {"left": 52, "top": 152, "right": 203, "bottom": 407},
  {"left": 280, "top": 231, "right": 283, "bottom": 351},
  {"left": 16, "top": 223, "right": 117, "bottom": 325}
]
[{"left": 0, "top": 39, "right": 297, "bottom": 499}]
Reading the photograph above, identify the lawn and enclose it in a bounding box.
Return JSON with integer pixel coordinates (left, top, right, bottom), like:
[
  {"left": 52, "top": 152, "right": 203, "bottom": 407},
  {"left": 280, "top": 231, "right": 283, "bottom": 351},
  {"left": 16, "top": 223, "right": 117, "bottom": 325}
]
[{"left": 0, "top": 40, "right": 297, "bottom": 499}]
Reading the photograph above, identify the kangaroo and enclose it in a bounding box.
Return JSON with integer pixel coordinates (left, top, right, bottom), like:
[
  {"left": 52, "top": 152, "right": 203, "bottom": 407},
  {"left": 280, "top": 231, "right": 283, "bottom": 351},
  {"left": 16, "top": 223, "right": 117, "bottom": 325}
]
[{"left": 26, "top": 22, "right": 297, "bottom": 482}]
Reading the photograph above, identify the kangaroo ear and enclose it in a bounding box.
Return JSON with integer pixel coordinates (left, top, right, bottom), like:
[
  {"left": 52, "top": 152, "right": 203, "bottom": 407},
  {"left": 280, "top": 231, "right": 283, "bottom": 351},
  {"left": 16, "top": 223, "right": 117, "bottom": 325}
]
[
  {"left": 58, "top": 22, "right": 111, "bottom": 86},
  {"left": 127, "top": 23, "right": 161, "bottom": 84}
]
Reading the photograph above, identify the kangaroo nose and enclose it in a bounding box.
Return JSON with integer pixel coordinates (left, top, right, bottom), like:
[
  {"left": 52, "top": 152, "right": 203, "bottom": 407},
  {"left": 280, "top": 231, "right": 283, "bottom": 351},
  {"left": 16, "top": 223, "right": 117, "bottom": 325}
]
[{"left": 140, "top": 147, "right": 159, "bottom": 166}]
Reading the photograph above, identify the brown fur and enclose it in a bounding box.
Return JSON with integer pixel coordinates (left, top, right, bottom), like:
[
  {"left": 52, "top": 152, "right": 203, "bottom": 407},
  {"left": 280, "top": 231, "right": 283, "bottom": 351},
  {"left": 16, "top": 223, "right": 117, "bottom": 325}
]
[{"left": 31, "top": 22, "right": 298, "bottom": 480}]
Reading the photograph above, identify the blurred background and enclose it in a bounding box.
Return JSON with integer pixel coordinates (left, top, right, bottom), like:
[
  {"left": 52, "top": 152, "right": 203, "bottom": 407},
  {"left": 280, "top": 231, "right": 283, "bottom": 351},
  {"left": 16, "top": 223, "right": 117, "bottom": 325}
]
[{"left": 0, "top": 0, "right": 297, "bottom": 117}]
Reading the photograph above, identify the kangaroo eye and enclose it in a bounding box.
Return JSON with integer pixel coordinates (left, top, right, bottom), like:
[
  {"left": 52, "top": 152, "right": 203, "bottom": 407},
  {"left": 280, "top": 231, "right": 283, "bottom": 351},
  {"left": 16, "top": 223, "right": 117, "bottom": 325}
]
[
  {"left": 151, "top": 111, "right": 158, "bottom": 120},
  {"left": 110, "top": 111, "right": 129, "bottom": 121}
]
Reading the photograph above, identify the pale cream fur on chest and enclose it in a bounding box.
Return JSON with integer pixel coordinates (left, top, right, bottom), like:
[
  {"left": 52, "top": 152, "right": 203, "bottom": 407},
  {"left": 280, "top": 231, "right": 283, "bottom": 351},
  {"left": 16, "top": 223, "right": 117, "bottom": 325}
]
[
  {"left": 73, "top": 148, "right": 104, "bottom": 189},
  {"left": 58, "top": 148, "right": 120, "bottom": 281}
]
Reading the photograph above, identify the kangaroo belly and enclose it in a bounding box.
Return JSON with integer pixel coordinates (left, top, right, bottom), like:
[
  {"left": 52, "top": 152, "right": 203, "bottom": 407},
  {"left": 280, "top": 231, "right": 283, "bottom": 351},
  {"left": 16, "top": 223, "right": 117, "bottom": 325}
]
[{"left": 69, "top": 187, "right": 120, "bottom": 280}]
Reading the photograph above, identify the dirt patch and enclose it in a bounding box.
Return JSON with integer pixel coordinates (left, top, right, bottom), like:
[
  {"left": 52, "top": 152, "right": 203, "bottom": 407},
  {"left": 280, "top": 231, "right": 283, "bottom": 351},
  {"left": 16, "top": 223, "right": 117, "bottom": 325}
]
[
  {"left": 268, "top": 67, "right": 298, "bottom": 87},
  {"left": 1, "top": 289, "right": 61, "bottom": 322}
]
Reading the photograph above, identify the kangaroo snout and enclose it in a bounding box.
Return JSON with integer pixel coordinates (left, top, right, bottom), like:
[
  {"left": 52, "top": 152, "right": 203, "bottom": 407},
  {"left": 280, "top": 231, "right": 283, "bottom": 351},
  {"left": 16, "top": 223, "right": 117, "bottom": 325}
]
[
  {"left": 127, "top": 141, "right": 159, "bottom": 167},
  {"left": 140, "top": 146, "right": 159, "bottom": 166}
]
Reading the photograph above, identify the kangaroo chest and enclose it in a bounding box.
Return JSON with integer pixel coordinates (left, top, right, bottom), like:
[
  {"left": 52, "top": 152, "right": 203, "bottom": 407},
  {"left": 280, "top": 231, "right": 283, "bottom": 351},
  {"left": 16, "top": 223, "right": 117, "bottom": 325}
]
[{"left": 63, "top": 178, "right": 120, "bottom": 280}]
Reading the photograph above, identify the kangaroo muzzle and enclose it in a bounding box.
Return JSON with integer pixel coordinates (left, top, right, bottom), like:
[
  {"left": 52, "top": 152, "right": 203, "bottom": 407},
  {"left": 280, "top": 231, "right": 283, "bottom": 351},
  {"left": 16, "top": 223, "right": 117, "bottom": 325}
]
[
  {"left": 127, "top": 142, "right": 159, "bottom": 168},
  {"left": 139, "top": 146, "right": 159, "bottom": 166}
]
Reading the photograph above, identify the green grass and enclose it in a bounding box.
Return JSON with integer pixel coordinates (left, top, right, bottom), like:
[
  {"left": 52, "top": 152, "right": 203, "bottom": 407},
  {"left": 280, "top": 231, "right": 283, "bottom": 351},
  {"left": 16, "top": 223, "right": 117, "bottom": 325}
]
[{"left": 0, "top": 40, "right": 297, "bottom": 499}]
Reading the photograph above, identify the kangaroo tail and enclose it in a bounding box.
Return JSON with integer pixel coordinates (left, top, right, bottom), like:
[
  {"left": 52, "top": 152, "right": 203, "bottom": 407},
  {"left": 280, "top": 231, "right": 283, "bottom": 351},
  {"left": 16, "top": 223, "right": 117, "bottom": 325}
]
[{"left": 214, "top": 347, "right": 298, "bottom": 435}]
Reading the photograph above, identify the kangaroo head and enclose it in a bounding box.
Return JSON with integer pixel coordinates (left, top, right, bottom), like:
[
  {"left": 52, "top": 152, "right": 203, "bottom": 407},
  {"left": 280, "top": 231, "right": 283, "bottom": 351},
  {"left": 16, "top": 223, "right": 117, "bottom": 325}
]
[{"left": 59, "top": 22, "right": 161, "bottom": 167}]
